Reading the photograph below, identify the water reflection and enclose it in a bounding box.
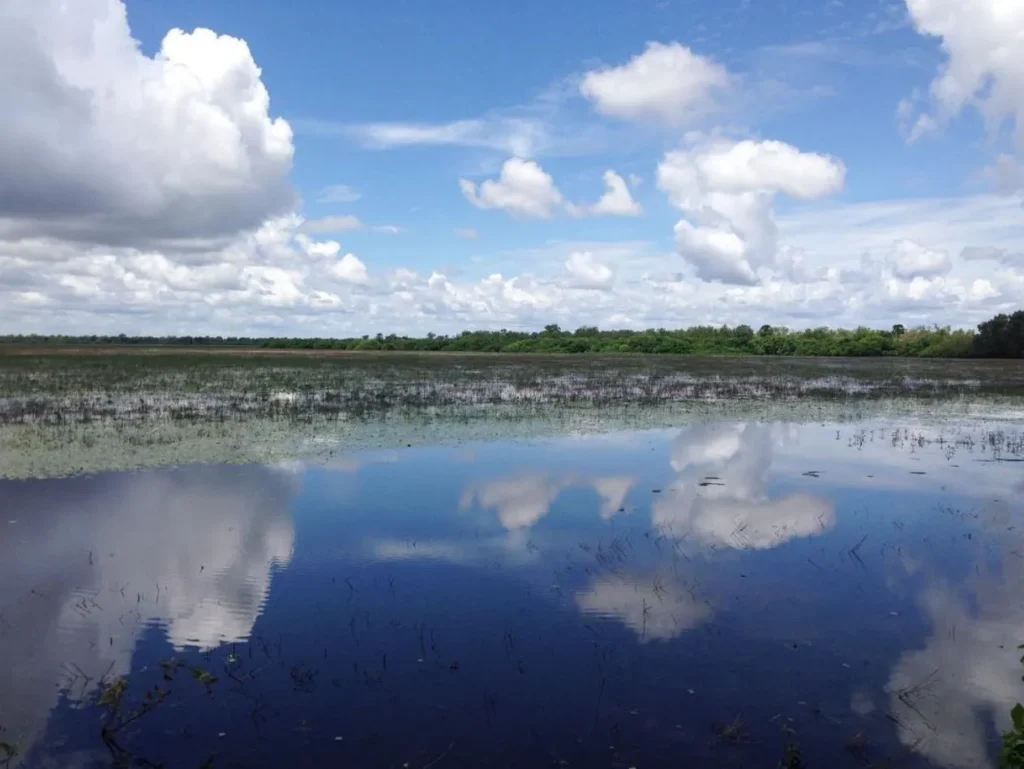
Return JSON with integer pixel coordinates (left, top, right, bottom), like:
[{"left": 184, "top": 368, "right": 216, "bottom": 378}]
[
  {"left": 653, "top": 423, "right": 835, "bottom": 549},
  {"left": 0, "top": 465, "right": 295, "bottom": 758},
  {"left": 576, "top": 423, "right": 834, "bottom": 643},
  {"left": 460, "top": 472, "right": 636, "bottom": 529},
  {"left": 2, "top": 418, "right": 1024, "bottom": 768},
  {"left": 887, "top": 562, "right": 1024, "bottom": 769},
  {"left": 575, "top": 576, "right": 712, "bottom": 641}
]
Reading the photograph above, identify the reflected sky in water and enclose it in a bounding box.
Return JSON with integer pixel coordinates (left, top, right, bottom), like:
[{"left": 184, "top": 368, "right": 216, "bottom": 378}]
[{"left": 1, "top": 419, "right": 1023, "bottom": 768}]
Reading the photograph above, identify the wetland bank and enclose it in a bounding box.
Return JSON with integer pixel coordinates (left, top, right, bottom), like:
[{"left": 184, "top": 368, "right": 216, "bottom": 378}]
[{"left": 2, "top": 348, "right": 1024, "bottom": 768}]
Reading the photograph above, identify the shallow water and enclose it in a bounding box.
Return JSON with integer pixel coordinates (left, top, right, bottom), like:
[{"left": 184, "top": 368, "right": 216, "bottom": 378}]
[{"left": 2, "top": 418, "right": 1024, "bottom": 768}]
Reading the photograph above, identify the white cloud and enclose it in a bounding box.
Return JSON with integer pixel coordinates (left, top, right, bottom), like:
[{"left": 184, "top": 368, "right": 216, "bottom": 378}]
[
  {"left": 961, "top": 245, "right": 1022, "bottom": 267},
  {"left": 3, "top": 196, "right": 1023, "bottom": 337},
  {"left": 985, "top": 154, "right": 1024, "bottom": 194},
  {"left": 372, "top": 225, "right": 404, "bottom": 234},
  {"left": 570, "top": 170, "right": 643, "bottom": 217},
  {"left": 337, "top": 117, "right": 549, "bottom": 158},
  {"left": 565, "top": 251, "right": 615, "bottom": 290},
  {"left": 329, "top": 253, "right": 368, "bottom": 284},
  {"left": 301, "top": 214, "right": 364, "bottom": 233},
  {"left": 454, "top": 227, "right": 479, "bottom": 240},
  {"left": 657, "top": 136, "right": 846, "bottom": 284},
  {"left": 317, "top": 184, "right": 361, "bottom": 203},
  {"left": 969, "top": 278, "right": 999, "bottom": 301},
  {"left": 460, "top": 158, "right": 565, "bottom": 219},
  {"left": 580, "top": 42, "right": 731, "bottom": 125},
  {"left": 888, "top": 239, "right": 952, "bottom": 278},
  {"left": 0, "top": 0, "right": 294, "bottom": 247},
  {"left": 904, "top": 0, "right": 1024, "bottom": 192}
]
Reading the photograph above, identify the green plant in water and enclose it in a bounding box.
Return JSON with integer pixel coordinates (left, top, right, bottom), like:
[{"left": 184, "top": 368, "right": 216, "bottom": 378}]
[
  {"left": 1001, "top": 646, "right": 1024, "bottom": 768},
  {"left": 779, "top": 743, "right": 804, "bottom": 768},
  {"left": 0, "top": 740, "right": 20, "bottom": 768},
  {"left": 1003, "top": 703, "right": 1024, "bottom": 767}
]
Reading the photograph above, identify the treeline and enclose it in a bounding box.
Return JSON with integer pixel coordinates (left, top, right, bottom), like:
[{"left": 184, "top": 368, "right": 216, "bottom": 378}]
[{"left": 3, "top": 311, "right": 1024, "bottom": 358}]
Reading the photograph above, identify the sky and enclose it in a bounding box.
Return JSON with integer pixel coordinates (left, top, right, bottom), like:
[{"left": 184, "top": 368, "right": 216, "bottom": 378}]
[{"left": 0, "top": 0, "right": 1022, "bottom": 336}]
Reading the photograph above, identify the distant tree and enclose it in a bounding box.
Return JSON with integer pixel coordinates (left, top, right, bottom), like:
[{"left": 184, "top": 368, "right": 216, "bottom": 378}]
[
  {"left": 733, "top": 325, "right": 754, "bottom": 343},
  {"left": 892, "top": 324, "right": 906, "bottom": 338},
  {"left": 973, "top": 311, "right": 1024, "bottom": 358}
]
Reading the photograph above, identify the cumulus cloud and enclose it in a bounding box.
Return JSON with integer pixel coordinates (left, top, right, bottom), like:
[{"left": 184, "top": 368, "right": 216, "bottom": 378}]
[
  {"left": 657, "top": 137, "right": 846, "bottom": 284},
  {"left": 3, "top": 199, "right": 1022, "bottom": 337},
  {"left": 888, "top": 239, "right": 952, "bottom": 278},
  {"left": 0, "top": 0, "right": 294, "bottom": 247},
  {"left": 904, "top": 0, "right": 1024, "bottom": 192},
  {"left": 460, "top": 158, "right": 565, "bottom": 218},
  {"left": 328, "top": 253, "right": 369, "bottom": 284},
  {"left": 569, "top": 170, "right": 643, "bottom": 217},
  {"left": 564, "top": 251, "right": 615, "bottom": 290},
  {"left": 580, "top": 42, "right": 731, "bottom": 125}
]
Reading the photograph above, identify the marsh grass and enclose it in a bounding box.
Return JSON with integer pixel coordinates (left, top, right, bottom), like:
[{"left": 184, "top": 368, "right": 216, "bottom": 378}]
[{"left": 3, "top": 350, "right": 1024, "bottom": 479}]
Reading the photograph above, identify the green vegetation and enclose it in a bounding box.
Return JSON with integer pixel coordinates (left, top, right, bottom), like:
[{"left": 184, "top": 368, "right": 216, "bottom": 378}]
[
  {"left": 4, "top": 309, "right": 1024, "bottom": 357},
  {"left": 1003, "top": 703, "right": 1024, "bottom": 768},
  {"left": 1002, "top": 648, "right": 1024, "bottom": 768}
]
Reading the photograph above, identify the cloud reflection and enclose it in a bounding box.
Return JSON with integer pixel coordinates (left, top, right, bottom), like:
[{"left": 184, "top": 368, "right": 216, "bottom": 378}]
[
  {"left": 578, "top": 423, "right": 833, "bottom": 643},
  {"left": 653, "top": 423, "right": 834, "bottom": 549},
  {"left": 576, "top": 575, "right": 711, "bottom": 642},
  {"left": 0, "top": 465, "right": 296, "bottom": 758},
  {"left": 460, "top": 473, "right": 636, "bottom": 530},
  {"left": 887, "top": 567, "right": 1024, "bottom": 769}
]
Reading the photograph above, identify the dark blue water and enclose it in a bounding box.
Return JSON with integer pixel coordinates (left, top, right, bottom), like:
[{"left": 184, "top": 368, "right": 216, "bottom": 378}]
[{"left": 2, "top": 419, "right": 1023, "bottom": 768}]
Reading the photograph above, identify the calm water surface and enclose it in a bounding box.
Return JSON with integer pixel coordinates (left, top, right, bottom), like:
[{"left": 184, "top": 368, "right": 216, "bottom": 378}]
[{"left": 2, "top": 418, "right": 1023, "bottom": 768}]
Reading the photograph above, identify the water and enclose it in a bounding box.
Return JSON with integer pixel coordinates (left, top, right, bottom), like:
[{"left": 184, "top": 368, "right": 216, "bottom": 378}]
[{"left": 2, "top": 418, "right": 1023, "bottom": 768}]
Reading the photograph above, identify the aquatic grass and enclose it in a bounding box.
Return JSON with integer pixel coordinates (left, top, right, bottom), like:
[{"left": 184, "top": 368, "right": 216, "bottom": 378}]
[{"left": 3, "top": 350, "right": 1024, "bottom": 479}]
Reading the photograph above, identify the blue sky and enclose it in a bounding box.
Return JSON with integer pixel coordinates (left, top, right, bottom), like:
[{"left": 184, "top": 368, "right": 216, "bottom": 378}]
[{"left": 0, "top": 0, "right": 1021, "bottom": 335}]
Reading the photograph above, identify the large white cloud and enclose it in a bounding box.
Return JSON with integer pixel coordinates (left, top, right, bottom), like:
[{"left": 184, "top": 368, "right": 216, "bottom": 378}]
[
  {"left": 460, "top": 158, "right": 565, "bottom": 219},
  {"left": 904, "top": 0, "right": 1024, "bottom": 193},
  {"left": 564, "top": 251, "right": 615, "bottom": 290},
  {"left": 888, "top": 239, "right": 953, "bottom": 279},
  {"left": 0, "top": 0, "right": 294, "bottom": 247},
  {"left": 579, "top": 42, "right": 731, "bottom": 125},
  {"left": 569, "top": 171, "right": 643, "bottom": 218},
  {"left": 657, "top": 137, "right": 846, "bottom": 285}
]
